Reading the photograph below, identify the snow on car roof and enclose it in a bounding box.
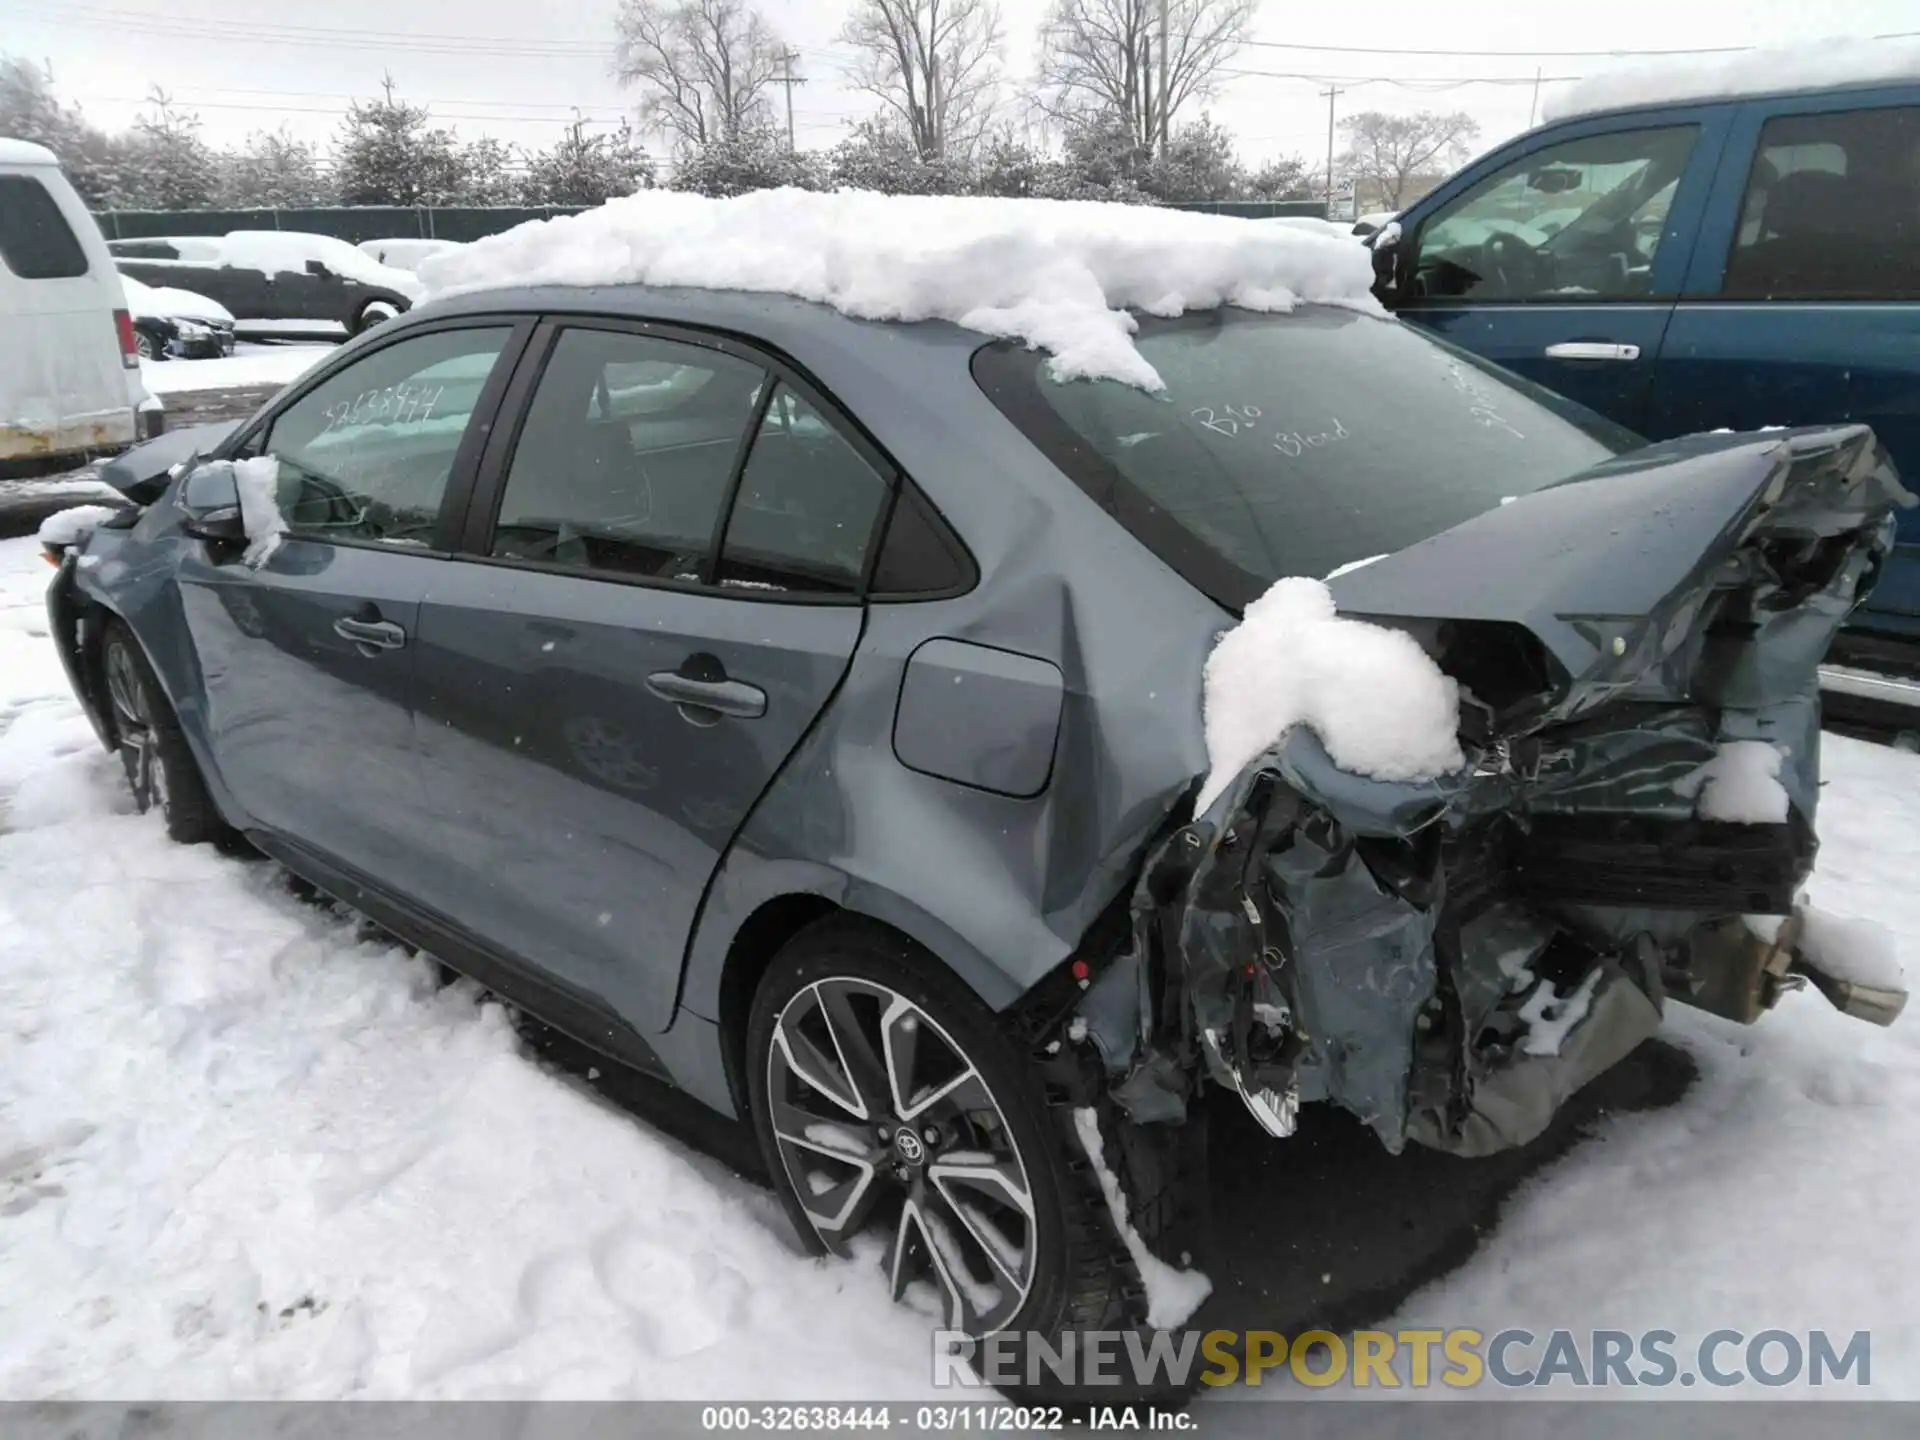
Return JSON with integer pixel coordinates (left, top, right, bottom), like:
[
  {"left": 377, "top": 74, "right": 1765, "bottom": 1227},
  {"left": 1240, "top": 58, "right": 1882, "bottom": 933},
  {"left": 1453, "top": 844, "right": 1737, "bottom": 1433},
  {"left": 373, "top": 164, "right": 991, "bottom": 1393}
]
[
  {"left": 1544, "top": 35, "right": 1920, "bottom": 123},
  {"left": 0, "top": 137, "right": 59, "bottom": 166},
  {"left": 417, "top": 189, "right": 1380, "bottom": 389}
]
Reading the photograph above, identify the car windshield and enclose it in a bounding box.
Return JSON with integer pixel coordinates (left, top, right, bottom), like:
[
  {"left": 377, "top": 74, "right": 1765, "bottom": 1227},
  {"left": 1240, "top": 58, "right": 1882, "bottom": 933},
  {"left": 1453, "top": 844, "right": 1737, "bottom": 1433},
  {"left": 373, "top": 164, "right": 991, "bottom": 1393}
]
[{"left": 973, "top": 306, "right": 1638, "bottom": 611}]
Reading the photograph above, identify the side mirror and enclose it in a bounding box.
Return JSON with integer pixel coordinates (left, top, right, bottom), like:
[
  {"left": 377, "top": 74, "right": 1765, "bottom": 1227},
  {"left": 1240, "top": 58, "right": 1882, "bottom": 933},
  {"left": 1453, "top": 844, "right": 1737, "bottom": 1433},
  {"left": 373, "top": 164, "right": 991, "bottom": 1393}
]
[
  {"left": 178, "top": 460, "right": 247, "bottom": 543},
  {"left": 1527, "top": 166, "right": 1580, "bottom": 195},
  {"left": 305, "top": 259, "right": 333, "bottom": 279},
  {"left": 1369, "top": 220, "right": 1401, "bottom": 297}
]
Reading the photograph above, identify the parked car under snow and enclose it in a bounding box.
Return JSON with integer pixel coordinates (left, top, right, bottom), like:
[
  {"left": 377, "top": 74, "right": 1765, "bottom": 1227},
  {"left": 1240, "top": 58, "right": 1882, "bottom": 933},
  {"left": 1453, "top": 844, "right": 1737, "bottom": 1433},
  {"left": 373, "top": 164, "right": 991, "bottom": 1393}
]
[
  {"left": 41, "top": 191, "right": 1911, "bottom": 1397},
  {"left": 119, "top": 274, "right": 235, "bottom": 360},
  {"left": 109, "top": 231, "right": 422, "bottom": 336}
]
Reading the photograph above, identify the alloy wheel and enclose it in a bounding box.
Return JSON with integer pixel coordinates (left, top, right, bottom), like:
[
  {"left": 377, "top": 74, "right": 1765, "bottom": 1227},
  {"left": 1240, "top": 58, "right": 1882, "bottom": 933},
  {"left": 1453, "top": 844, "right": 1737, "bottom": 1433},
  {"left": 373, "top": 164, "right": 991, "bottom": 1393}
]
[
  {"left": 104, "top": 643, "right": 169, "bottom": 817},
  {"left": 766, "top": 977, "right": 1038, "bottom": 1336}
]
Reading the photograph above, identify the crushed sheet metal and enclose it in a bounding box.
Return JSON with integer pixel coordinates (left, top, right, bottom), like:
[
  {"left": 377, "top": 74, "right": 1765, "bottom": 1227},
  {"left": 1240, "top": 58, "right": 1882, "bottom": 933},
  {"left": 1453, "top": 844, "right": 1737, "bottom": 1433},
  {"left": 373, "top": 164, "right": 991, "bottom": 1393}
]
[{"left": 1092, "top": 425, "right": 1909, "bottom": 1158}]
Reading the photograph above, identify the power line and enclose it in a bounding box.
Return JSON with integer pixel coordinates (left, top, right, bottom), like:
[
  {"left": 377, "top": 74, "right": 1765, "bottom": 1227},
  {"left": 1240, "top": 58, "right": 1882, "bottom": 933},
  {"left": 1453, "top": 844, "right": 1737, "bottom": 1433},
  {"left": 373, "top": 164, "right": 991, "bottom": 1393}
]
[
  {"left": 1240, "top": 38, "right": 1750, "bottom": 59},
  {"left": 15, "top": 6, "right": 616, "bottom": 57},
  {"left": 1241, "top": 32, "right": 1920, "bottom": 58}
]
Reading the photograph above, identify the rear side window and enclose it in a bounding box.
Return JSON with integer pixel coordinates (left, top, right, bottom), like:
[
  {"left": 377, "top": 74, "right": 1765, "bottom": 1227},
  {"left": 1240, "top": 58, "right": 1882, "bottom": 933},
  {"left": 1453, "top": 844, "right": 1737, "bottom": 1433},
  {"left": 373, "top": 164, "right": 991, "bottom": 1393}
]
[
  {"left": 1723, "top": 106, "right": 1920, "bottom": 299},
  {"left": 0, "top": 175, "right": 89, "bottom": 279},
  {"left": 489, "top": 327, "right": 767, "bottom": 581},
  {"left": 975, "top": 307, "right": 1635, "bottom": 611},
  {"left": 870, "top": 482, "right": 973, "bottom": 597},
  {"left": 717, "top": 384, "right": 892, "bottom": 594}
]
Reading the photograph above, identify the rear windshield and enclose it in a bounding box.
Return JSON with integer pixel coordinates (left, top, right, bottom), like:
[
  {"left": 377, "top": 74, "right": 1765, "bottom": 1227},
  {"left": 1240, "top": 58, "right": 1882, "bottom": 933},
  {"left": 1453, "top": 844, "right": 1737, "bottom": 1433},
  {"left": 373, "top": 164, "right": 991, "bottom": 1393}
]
[
  {"left": 0, "top": 174, "right": 90, "bottom": 280},
  {"left": 973, "top": 307, "right": 1637, "bottom": 611}
]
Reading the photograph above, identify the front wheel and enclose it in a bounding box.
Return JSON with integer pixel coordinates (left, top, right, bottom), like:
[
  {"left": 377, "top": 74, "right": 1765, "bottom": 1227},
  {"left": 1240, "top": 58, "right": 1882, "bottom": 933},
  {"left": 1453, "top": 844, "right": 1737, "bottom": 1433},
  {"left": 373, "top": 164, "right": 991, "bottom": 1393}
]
[
  {"left": 746, "top": 918, "right": 1154, "bottom": 1391},
  {"left": 101, "top": 620, "right": 223, "bottom": 845}
]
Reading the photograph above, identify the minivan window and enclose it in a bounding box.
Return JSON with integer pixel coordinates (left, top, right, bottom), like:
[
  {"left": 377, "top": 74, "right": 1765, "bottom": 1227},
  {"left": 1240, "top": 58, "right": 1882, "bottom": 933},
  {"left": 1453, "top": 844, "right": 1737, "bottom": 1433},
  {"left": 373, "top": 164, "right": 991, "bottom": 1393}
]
[
  {"left": 0, "top": 175, "right": 90, "bottom": 280},
  {"left": 1412, "top": 126, "right": 1698, "bottom": 302},
  {"left": 974, "top": 307, "right": 1636, "bottom": 612},
  {"left": 1723, "top": 106, "right": 1920, "bottom": 299}
]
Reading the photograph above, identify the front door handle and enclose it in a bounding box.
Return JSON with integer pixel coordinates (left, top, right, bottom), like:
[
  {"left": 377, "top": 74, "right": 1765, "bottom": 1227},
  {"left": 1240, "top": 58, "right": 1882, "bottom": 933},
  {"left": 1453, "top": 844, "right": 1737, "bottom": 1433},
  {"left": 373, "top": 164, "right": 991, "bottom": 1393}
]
[
  {"left": 334, "top": 616, "right": 407, "bottom": 651},
  {"left": 646, "top": 670, "right": 767, "bottom": 721},
  {"left": 1544, "top": 341, "right": 1642, "bottom": 362}
]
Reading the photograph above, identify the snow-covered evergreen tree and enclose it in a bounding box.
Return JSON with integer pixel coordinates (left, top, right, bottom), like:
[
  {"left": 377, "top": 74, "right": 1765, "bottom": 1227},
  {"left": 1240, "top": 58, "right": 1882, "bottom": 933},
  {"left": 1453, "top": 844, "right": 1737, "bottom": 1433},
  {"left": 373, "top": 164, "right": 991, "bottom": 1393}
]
[
  {"left": 332, "top": 75, "right": 468, "bottom": 206},
  {"left": 219, "top": 129, "right": 327, "bottom": 208},
  {"left": 1138, "top": 115, "right": 1243, "bottom": 204},
  {"left": 670, "top": 126, "right": 819, "bottom": 196},
  {"left": 522, "top": 121, "right": 655, "bottom": 206},
  {"left": 1, "top": 56, "right": 128, "bottom": 207},
  {"left": 120, "top": 89, "right": 219, "bottom": 211},
  {"left": 826, "top": 118, "right": 956, "bottom": 195}
]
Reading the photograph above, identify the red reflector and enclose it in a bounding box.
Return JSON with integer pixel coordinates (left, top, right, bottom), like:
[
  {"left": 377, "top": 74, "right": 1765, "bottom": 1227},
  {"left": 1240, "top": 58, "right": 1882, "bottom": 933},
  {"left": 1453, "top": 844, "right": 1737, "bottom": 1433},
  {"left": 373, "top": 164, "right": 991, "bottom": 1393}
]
[
  {"left": 114, "top": 309, "right": 139, "bottom": 368},
  {"left": 1070, "top": 959, "right": 1090, "bottom": 981},
  {"left": 41, "top": 548, "right": 59, "bottom": 567}
]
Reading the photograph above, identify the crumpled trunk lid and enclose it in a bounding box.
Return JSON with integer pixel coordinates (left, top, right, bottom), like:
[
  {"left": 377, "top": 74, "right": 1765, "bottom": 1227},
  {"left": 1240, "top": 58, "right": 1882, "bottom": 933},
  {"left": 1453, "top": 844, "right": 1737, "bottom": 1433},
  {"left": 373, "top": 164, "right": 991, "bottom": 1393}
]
[{"left": 1087, "top": 425, "right": 1910, "bottom": 1157}]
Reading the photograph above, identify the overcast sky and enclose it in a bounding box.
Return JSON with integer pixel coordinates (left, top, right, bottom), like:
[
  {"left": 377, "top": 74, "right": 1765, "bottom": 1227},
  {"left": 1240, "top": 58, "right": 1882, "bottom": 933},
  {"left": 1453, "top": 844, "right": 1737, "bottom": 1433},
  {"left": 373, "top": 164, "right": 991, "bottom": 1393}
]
[{"left": 9, "top": 0, "right": 1916, "bottom": 169}]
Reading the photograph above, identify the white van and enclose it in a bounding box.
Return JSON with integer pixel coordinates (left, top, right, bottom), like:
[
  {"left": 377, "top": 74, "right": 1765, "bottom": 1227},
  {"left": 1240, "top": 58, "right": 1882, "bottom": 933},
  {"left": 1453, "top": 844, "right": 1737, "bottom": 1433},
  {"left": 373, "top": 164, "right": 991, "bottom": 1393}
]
[{"left": 1, "top": 138, "right": 159, "bottom": 477}]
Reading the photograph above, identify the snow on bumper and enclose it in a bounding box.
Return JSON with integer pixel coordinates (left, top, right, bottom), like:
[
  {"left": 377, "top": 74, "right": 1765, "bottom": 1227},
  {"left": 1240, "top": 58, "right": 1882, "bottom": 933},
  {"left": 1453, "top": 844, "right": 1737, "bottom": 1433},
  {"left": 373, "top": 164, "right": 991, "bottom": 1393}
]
[{"left": 1082, "top": 425, "right": 1912, "bottom": 1158}]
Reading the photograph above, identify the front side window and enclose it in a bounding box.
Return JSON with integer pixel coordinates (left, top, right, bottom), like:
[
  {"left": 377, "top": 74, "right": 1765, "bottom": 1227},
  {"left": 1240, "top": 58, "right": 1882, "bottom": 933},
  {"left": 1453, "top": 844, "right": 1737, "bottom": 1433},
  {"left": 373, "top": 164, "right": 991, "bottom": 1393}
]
[
  {"left": 975, "top": 307, "right": 1636, "bottom": 611},
  {"left": 489, "top": 327, "right": 767, "bottom": 580},
  {"left": 1413, "top": 126, "right": 1698, "bottom": 301},
  {"left": 1723, "top": 106, "right": 1920, "bottom": 299},
  {"left": 716, "top": 384, "right": 892, "bottom": 594},
  {"left": 0, "top": 175, "right": 89, "bottom": 279},
  {"left": 261, "top": 326, "right": 510, "bottom": 547}
]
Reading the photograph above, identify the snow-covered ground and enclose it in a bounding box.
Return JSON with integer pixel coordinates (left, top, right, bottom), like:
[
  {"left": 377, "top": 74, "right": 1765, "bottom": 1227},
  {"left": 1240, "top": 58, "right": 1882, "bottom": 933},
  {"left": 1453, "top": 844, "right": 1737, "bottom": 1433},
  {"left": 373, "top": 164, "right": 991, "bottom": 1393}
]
[
  {"left": 140, "top": 343, "right": 333, "bottom": 398},
  {"left": 2, "top": 529, "right": 1917, "bottom": 1399}
]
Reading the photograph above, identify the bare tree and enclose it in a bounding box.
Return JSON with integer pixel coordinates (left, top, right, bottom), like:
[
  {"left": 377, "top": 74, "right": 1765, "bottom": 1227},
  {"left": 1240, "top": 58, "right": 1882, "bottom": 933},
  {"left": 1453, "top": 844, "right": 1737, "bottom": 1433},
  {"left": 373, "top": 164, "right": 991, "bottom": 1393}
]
[
  {"left": 1339, "top": 109, "right": 1481, "bottom": 209},
  {"left": 614, "top": 0, "right": 786, "bottom": 148},
  {"left": 840, "top": 0, "right": 1003, "bottom": 161},
  {"left": 1033, "top": 0, "right": 1255, "bottom": 152}
]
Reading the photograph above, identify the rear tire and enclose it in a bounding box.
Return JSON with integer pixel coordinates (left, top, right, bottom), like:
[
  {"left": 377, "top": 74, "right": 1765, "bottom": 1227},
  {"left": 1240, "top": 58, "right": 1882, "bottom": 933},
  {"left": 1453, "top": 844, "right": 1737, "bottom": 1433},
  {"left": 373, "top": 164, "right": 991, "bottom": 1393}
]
[
  {"left": 352, "top": 300, "right": 400, "bottom": 334},
  {"left": 745, "top": 917, "right": 1165, "bottom": 1401},
  {"left": 100, "top": 619, "right": 223, "bottom": 845}
]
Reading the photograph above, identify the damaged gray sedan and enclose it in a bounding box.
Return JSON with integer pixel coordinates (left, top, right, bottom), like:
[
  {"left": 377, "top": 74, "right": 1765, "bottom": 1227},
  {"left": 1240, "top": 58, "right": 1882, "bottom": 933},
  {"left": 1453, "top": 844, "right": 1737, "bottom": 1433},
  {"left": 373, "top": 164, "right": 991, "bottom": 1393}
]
[{"left": 43, "top": 281, "right": 1910, "bottom": 1384}]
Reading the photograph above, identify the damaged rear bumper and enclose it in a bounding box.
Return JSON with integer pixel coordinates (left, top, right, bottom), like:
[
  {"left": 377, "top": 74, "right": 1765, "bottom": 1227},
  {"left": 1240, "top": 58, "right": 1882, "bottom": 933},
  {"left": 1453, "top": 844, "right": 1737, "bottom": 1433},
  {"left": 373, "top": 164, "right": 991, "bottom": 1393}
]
[{"left": 1081, "top": 425, "right": 1912, "bottom": 1159}]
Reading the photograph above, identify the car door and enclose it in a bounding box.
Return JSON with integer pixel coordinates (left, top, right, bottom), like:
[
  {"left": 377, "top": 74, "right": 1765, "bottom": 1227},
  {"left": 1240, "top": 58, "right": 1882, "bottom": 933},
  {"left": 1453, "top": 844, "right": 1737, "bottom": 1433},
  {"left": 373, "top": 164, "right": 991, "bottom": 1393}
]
[
  {"left": 1390, "top": 108, "right": 1730, "bottom": 432},
  {"left": 406, "top": 319, "right": 895, "bottom": 1032},
  {"left": 175, "top": 319, "right": 526, "bottom": 879},
  {"left": 1651, "top": 90, "right": 1920, "bottom": 632}
]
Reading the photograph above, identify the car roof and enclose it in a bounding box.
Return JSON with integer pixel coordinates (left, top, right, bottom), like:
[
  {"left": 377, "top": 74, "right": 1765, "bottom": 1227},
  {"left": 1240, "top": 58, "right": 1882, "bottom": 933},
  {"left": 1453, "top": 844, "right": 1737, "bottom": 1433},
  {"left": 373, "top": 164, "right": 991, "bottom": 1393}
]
[{"left": 0, "top": 137, "right": 59, "bottom": 167}]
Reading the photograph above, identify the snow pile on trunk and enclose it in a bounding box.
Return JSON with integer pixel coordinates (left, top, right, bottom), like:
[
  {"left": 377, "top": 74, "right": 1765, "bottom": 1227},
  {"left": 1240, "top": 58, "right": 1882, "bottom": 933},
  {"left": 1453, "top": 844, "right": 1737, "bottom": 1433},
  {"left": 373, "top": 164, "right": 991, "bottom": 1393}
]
[
  {"left": 1677, "top": 740, "right": 1790, "bottom": 824},
  {"left": 1197, "top": 577, "right": 1464, "bottom": 815},
  {"left": 417, "top": 189, "right": 1380, "bottom": 390},
  {"left": 1544, "top": 37, "right": 1920, "bottom": 123},
  {"left": 232, "top": 455, "right": 287, "bottom": 568},
  {"left": 1070, "top": 1108, "right": 1212, "bottom": 1330},
  {"left": 35, "top": 504, "right": 121, "bottom": 549}
]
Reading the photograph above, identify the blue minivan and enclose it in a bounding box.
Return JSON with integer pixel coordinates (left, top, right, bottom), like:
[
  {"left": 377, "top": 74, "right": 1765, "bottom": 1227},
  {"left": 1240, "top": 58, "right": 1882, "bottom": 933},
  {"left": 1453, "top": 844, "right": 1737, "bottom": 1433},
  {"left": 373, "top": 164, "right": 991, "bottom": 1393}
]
[{"left": 1371, "top": 73, "right": 1920, "bottom": 719}]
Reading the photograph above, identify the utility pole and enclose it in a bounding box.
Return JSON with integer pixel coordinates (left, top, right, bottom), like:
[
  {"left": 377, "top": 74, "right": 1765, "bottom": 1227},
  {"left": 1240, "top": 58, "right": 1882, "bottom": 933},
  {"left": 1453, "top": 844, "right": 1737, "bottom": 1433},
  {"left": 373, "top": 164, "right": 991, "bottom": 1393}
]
[
  {"left": 1156, "top": 0, "right": 1170, "bottom": 154},
  {"left": 1527, "top": 65, "right": 1543, "bottom": 129},
  {"left": 1320, "top": 84, "right": 1341, "bottom": 220},
  {"left": 773, "top": 49, "right": 806, "bottom": 152}
]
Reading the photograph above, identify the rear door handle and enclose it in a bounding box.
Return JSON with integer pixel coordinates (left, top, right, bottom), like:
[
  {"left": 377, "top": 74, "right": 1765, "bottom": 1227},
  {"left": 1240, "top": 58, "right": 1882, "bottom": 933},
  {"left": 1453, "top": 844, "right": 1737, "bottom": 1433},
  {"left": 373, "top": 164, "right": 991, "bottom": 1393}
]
[
  {"left": 645, "top": 670, "right": 767, "bottom": 721},
  {"left": 333, "top": 616, "right": 407, "bottom": 651},
  {"left": 1544, "top": 341, "right": 1642, "bottom": 362}
]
